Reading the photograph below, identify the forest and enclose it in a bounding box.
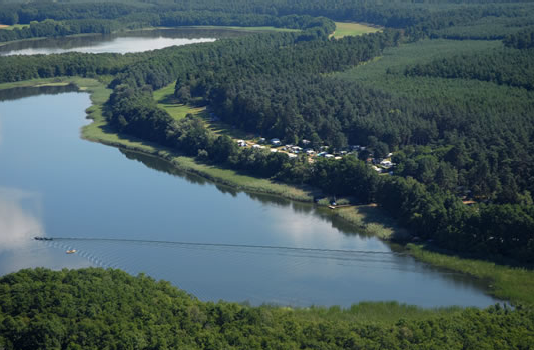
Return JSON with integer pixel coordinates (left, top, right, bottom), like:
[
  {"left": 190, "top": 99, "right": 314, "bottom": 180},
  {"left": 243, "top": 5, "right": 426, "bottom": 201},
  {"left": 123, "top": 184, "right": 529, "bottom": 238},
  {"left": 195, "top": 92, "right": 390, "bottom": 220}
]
[
  {"left": 1, "top": 268, "right": 533, "bottom": 350},
  {"left": 1, "top": 0, "right": 533, "bottom": 264}
]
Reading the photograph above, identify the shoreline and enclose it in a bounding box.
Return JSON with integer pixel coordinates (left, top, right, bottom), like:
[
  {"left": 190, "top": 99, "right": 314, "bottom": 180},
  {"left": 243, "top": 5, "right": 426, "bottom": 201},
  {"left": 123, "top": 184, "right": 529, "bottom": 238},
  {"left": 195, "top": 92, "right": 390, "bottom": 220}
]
[
  {"left": 0, "top": 25, "right": 297, "bottom": 48},
  {"left": 1, "top": 77, "right": 532, "bottom": 306},
  {"left": 75, "top": 78, "right": 410, "bottom": 240}
]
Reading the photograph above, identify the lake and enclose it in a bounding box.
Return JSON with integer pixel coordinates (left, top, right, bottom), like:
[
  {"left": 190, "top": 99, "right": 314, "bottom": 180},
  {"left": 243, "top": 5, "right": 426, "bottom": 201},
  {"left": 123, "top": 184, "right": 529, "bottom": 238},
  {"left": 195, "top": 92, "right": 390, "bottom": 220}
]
[
  {"left": 0, "top": 28, "right": 255, "bottom": 56},
  {"left": 0, "top": 86, "right": 500, "bottom": 308}
]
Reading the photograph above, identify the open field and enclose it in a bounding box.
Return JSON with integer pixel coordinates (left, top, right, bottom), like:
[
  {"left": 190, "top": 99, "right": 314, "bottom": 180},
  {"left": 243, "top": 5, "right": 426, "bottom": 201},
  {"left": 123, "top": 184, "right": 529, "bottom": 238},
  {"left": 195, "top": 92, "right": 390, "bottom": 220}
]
[
  {"left": 0, "top": 24, "right": 29, "bottom": 30},
  {"left": 153, "top": 83, "right": 205, "bottom": 121},
  {"left": 331, "top": 22, "right": 381, "bottom": 39}
]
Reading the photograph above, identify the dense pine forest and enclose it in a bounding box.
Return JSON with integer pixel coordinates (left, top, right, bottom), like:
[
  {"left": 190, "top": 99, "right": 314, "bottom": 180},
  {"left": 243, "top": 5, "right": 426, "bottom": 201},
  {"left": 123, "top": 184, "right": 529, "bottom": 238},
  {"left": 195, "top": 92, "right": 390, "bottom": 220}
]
[
  {"left": 1, "top": 268, "right": 533, "bottom": 350},
  {"left": 1, "top": 0, "right": 534, "bottom": 347}
]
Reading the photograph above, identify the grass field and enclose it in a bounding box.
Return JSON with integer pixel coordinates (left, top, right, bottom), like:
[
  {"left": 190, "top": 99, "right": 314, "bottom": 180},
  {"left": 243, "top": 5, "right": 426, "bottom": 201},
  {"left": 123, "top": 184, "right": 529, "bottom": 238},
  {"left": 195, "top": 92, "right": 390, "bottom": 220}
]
[
  {"left": 0, "top": 24, "right": 29, "bottom": 30},
  {"left": 331, "top": 22, "right": 381, "bottom": 39},
  {"left": 153, "top": 83, "right": 205, "bottom": 121}
]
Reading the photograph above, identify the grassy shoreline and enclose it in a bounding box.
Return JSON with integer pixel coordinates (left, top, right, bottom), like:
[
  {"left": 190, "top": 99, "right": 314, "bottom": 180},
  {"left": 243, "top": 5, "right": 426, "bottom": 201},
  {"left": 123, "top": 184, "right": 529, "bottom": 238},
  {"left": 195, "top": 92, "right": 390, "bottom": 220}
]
[
  {"left": 2, "top": 77, "right": 533, "bottom": 306},
  {"left": 407, "top": 244, "right": 534, "bottom": 305},
  {"left": 153, "top": 82, "right": 411, "bottom": 240}
]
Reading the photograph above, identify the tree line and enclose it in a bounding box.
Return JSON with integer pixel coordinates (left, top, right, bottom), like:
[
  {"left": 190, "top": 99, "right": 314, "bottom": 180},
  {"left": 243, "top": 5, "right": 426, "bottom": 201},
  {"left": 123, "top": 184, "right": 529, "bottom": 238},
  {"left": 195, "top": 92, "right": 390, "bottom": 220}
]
[
  {"left": 403, "top": 47, "right": 534, "bottom": 90},
  {"left": 1, "top": 268, "right": 532, "bottom": 350},
  {"left": 504, "top": 27, "right": 534, "bottom": 49},
  {"left": 0, "top": 1, "right": 335, "bottom": 43},
  {"left": 2, "top": 1, "right": 534, "bottom": 44}
]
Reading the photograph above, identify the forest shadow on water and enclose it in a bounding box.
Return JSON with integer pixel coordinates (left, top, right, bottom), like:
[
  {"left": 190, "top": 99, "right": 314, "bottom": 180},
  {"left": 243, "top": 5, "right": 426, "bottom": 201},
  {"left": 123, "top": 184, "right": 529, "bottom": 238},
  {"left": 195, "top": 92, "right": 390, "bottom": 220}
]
[
  {"left": 0, "top": 84, "right": 79, "bottom": 102},
  {"left": 118, "top": 148, "right": 369, "bottom": 238}
]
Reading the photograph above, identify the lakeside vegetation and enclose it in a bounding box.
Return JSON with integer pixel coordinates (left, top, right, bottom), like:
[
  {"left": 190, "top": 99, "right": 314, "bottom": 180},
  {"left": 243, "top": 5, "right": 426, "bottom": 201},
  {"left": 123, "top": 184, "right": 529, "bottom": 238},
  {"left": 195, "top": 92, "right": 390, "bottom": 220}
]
[
  {"left": 72, "top": 79, "right": 317, "bottom": 202},
  {"left": 88, "top": 78, "right": 415, "bottom": 229},
  {"left": 1, "top": 268, "right": 533, "bottom": 350},
  {"left": 0, "top": 76, "right": 407, "bottom": 233},
  {"left": 407, "top": 244, "right": 534, "bottom": 306}
]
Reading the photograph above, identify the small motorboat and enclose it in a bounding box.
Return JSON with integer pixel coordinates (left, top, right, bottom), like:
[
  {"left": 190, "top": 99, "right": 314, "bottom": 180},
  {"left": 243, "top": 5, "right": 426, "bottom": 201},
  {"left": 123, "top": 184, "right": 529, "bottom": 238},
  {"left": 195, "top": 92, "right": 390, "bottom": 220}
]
[{"left": 66, "top": 249, "right": 77, "bottom": 254}]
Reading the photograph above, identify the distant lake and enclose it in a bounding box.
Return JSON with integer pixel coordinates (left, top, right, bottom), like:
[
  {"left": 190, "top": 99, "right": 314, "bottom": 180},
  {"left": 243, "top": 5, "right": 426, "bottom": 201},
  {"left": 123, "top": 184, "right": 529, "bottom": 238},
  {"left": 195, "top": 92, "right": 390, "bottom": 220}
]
[
  {"left": 0, "top": 28, "right": 253, "bottom": 56},
  {"left": 0, "top": 86, "right": 500, "bottom": 308}
]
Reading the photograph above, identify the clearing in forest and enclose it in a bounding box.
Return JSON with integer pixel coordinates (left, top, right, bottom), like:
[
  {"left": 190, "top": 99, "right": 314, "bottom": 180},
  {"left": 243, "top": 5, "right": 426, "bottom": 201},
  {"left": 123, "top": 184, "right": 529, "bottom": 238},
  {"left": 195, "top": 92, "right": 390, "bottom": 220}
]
[
  {"left": 0, "top": 24, "right": 29, "bottom": 30},
  {"left": 153, "top": 83, "right": 204, "bottom": 121},
  {"left": 331, "top": 22, "right": 381, "bottom": 39},
  {"left": 154, "top": 82, "right": 255, "bottom": 141}
]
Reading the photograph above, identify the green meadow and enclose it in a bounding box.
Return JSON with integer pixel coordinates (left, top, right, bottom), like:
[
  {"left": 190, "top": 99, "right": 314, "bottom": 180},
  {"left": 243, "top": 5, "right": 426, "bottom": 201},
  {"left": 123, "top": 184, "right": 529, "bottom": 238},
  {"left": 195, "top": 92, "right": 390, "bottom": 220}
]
[{"left": 331, "top": 22, "right": 381, "bottom": 39}]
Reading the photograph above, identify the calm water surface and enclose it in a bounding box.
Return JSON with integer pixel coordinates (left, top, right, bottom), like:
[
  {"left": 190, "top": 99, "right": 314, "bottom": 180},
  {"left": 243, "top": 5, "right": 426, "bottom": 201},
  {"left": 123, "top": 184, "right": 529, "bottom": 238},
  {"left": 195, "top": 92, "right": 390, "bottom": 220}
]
[
  {"left": 0, "top": 28, "right": 252, "bottom": 56},
  {"left": 0, "top": 87, "right": 499, "bottom": 307}
]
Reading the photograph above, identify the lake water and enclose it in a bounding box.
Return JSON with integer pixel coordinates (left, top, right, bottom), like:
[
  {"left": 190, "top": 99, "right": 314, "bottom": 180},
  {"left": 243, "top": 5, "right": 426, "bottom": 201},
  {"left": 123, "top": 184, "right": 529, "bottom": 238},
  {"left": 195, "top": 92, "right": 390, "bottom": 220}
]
[
  {"left": 0, "top": 28, "right": 253, "bottom": 56},
  {"left": 0, "top": 86, "right": 500, "bottom": 308}
]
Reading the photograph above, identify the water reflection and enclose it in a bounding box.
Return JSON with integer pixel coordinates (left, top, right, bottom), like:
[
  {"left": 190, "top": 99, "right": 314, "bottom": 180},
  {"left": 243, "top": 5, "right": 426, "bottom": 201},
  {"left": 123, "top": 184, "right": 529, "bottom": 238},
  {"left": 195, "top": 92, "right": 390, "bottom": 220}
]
[
  {"left": 0, "top": 84, "right": 79, "bottom": 102},
  {"left": 119, "top": 149, "right": 368, "bottom": 238},
  {"left": 0, "top": 28, "right": 254, "bottom": 56},
  {"left": 120, "top": 148, "right": 212, "bottom": 187},
  {"left": 114, "top": 149, "right": 497, "bottom": 306},
  {"left": 0, "top": 187, "right": 44, "bottom": 251}
]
